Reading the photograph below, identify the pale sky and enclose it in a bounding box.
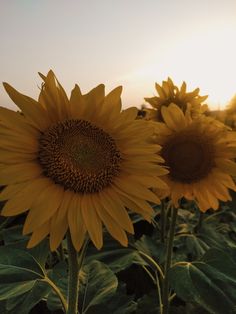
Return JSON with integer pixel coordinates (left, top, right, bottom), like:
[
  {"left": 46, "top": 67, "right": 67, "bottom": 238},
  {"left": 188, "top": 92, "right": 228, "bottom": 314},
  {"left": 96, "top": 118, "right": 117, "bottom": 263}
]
[{"left": 1, "top": 0, "right": 236, "bottom": 110}]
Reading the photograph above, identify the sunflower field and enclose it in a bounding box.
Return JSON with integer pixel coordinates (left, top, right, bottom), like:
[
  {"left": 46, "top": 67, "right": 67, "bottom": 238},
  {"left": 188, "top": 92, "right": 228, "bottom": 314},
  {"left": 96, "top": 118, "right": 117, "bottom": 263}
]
[{"left": 0, "top": 73, "right": 236, "bottom": 314}]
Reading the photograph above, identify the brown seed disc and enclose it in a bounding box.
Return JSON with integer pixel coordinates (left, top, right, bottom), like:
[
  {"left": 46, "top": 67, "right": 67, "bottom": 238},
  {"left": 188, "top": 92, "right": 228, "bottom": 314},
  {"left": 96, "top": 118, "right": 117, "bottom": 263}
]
[
  {"left": 38, "top": 119, "right": 121, "bottom": 193},
  {"left": 161, "top": 128, "right": 215, "bottom": 183}
]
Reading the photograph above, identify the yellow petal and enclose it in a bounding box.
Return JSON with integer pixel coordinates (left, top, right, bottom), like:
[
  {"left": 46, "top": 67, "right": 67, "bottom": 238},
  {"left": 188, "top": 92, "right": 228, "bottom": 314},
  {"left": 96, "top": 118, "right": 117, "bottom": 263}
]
[
  {"left": 155, "top": 83, "right": 166, "bottom": 98},
  {"left": 215, "top": 158, "right": 236, "bottom": 176},
  {"left": 120, "top": 107, "right": 138, "bottom": 122},
  {"left": 0, "top": 135, "right": 38, "bottom": 153},
  {"left": 212, "top": 169, "right": 236, "bottom": 191},
  {"left": 3, "top": 83, "right": 50, "bottom": 131},
  {"left": 49, "top": 212, "right": 68, "bottom": 251},
  {"left": 0, "top": 163, "right": 42, "bottom": 185},
  {"left": 23, "top": 184, "right": 64, "bottom": 234},
  {"left": 83, "top": 84, "right": 105, "bottom": 120},
  {"left": 81, "top": 195, "right": 103, "bottom": 250},
  {"left": 192, "top": 185, "right": 211, "bottom": 212},
  {"left": 144, "top": 96, "right": 158, "bottom": 108},
  {"left": 102, "top": 86, "right": 122, "bottom": 116},
  {"left": 161, "top": 104, "right": 186, "bottom": 131},
  {"left": 114, "top": 177, "right": 161, "bottom": 204},
  {"left": 0, "top": 149, "right": 36, "bottom": 164},
  {"left": 27, "top": 220, "right": 50, "bottom": 248},
  {"left": 92, "top": 195, "right": 128, "bottom": 246},
  {"left": 180, "top": 82, "right": 187, "bottom": 95},
  {"left": 1, "top": 178, "right": 52, "bottom": 216},
  {"left": 126, "top": 175, "right": 168, "bottom": 190},
  {"left": 55, "top": 190, "right": 73, "bottom": 222},
  {"left": 67, "top": 194, "right": 86, "bottom": 251},
  {"left": 38, "top": 70, "right": 69, "bottom": 122},
  {"left": 200, "top": 187, "right": 219, "bottom": 210},
  {"left": 120, "top": 194, "right": 153, "bottom": 222},
  {"left": 0, "top": 107, "right": 38, "bottom": 136},
  {"left": 69, "top": 84, "right": 86, "bottom": 117},
  {"left": 98, "top": 189, "right": 134, "bottom": 234},
  {"left": 0, "top": 162, "right": 42, "bottom": 185},
  {"left": 0, "top": 182, "right": 29, "bottom": 201},
  {"left": 212, "top": 183, "right": 232, "bottom": 202}
]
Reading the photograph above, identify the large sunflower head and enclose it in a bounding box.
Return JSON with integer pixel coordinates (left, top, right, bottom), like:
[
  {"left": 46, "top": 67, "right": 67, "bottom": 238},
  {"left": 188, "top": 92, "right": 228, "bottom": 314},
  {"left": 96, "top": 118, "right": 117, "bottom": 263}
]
[
  {"left": 153, "top": 103, "right": 236, "bottom": 212},
  {"left": 144, "top": 78, "right": 208, "bottom": 121},
  {"left": 0, "top": 70, "right": 168, "bottom": 251}
]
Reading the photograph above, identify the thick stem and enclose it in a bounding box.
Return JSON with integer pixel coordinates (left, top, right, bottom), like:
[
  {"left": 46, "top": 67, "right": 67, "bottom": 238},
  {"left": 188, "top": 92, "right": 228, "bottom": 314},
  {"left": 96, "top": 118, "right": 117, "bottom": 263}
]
[
  {"left": 58, "top": 243, "right": 65, "bottom": 261},
  {"left": 67, "top": 232, "right": 79, "bottom": 314},
  {"left": 194, "top": 210, "right": 204, "bottom": 234},
  {"left": 162, "top": 206, "right": 178, "bottom": 314},
  {"left": 67, "top": 232, "right": 89, "bottom": 314},
  {"left": 155, "top": 271, "right": 163, "bottom": 314},
  {"left": 160, "top": 200, "right": 166, "bottom": 243}
]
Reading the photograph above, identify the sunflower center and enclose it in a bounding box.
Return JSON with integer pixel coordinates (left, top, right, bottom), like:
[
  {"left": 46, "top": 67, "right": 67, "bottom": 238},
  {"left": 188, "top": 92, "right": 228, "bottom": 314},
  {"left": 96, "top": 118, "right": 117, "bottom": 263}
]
[
  {"left": 161, "top": 129, "right": 215, "bottom": 183},
  {"left": 38, "top": 119, "right": 121, "bottom": 193}
]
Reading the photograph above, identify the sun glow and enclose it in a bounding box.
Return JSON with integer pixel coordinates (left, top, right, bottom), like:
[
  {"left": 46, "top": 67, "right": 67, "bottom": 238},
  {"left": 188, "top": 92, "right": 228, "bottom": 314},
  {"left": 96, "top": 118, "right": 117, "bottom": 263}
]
[{"left": 117, "top": 25, "right": 236, "bottom": 110}]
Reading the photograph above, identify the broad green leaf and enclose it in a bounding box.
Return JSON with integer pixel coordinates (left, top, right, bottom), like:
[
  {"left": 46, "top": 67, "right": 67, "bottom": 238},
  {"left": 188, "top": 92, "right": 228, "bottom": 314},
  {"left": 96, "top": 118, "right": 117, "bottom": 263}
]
[
  {"left": 0, "top": 281, "right": 35, "bottom": 300},
  {"left": 0, "top": 247, "right": 45, "bottom": 300},
  {"left": 86, "top": 235, "right": 142, "bottom": 273},
  {"left": 135, "top": 235, "right": 166, "bottom": 266},
  {"left": 203, "top": 248, "right": 236, "bottom": 277},
  {"left": 85, "top": 284, "right": 137, "bottom": 314},
  {"left": 6, "top": 280, "right": 50, "bottom": 314},
  {"left": 169, "top": 249, "right": 236, "bottom": 314},
  {"left": 79, "top": 260, "right": 118, "bottom": 314},
  {"left": 1, "top": 225, "right": 28, "bottom": 249}
]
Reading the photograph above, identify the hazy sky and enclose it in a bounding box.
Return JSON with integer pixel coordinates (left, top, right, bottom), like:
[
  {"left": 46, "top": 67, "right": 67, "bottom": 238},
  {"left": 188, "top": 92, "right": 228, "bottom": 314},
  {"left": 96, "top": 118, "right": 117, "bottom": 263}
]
[{"left": 1, "top": 0, "right": 236, "bottom": 110}]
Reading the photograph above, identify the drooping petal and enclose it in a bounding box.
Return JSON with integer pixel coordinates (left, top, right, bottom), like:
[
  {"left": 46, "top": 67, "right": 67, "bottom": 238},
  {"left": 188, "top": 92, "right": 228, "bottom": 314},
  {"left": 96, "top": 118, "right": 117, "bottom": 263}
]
[
  {"left": 81, "top": 195, "right": 103, "bottom": 250},
  {"left": 67, "top": 194, "right": 86, "bottom": 251},
  {"left": 23, "top": 184, "right": 64, "bottom": 234},
  {"left": 27, "top": 221, "right": 50, "bottom": 248}
]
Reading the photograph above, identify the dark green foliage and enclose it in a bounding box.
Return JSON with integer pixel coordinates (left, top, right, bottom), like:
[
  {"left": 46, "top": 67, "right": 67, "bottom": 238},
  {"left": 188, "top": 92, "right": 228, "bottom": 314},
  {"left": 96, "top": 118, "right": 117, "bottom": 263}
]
[{"left": 0, "top": 197, "right": 235, "bottom": 313}]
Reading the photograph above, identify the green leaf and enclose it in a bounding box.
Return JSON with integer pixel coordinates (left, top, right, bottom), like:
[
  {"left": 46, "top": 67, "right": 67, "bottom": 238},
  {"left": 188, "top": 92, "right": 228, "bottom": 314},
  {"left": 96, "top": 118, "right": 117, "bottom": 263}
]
[
  {"left": 46, "top": 261, "right": 68, "bottom": 311},
  {"left": 169, "top": 249, "right": 236, "bottom": 314},
  {"left": 0, "top": 247, "right": 45, "bottom": 300},
  {"left": 6, "top": 280, "right": 50, "bottom": 314},
  {"left": 79, "top": 260, "right": 118, "bottom": 314},
  {"left": 47, "top": 260, "right": 119, "bottom": 313},
  {"left": 84, "top": 284, "right": 137, "bottom": 314},
  {"left": 203, "top": 248, "right": 236, "bottom": 277},
  {"left": 1, "top": 225, "right": 28, "bottom": 249},
  {"left": 87, "top": 292, "right": 136, "bottom": 314},
  {"left": 0, "top": 282, "right": 36, "bottom": 301},
  {"left": 86, "top": 234, "right": 142, "bottom": 273},
  {"left": 135, "top": 235, "right": 166, "bottom": 266}
]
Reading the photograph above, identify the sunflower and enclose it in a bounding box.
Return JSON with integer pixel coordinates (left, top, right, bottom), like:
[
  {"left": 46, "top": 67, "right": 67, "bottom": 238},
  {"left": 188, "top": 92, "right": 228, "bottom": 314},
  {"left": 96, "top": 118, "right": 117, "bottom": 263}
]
[
  {"left": 144, "top": 78, "right": 208, "bottom": 121},
  {"left": 0, "top": 70, "right": 168, "bottom": 251},
  {"left": 153, "top": 103, "right": 236, "bottom": 212}
]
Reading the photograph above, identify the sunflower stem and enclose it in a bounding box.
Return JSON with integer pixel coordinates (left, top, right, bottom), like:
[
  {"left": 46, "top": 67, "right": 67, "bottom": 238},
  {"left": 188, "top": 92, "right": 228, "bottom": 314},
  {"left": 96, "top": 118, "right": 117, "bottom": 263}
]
[
  {"left": 155, "top": 270, "right": 163, "bottom": 314},
  {"left": 160, "top": 200, "right": 166, "bottom": 243},
  {"left": 195, "top": 210, "right": 204, "bottom": 233},
  {"left": 58, "top": 243, "right": 65, "bottom": 261},
  {"left": 67, "top": 233, "right": 89, "bottom": 314},
  {"left": 162, "top": 206, "right": 178, "bottom": 314}
]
